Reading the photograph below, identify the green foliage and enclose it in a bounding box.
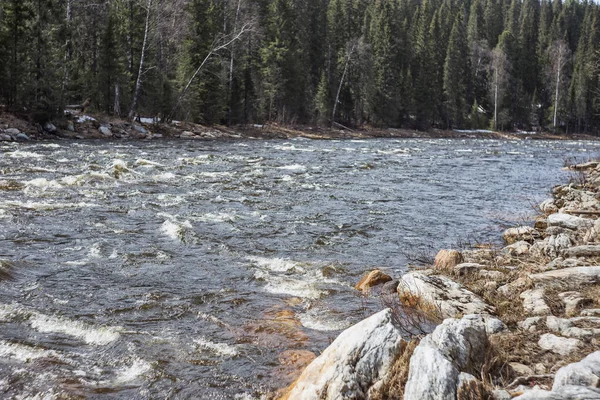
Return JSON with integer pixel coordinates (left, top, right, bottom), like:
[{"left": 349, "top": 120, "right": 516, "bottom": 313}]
[{"left": 0, "top": 0, "right": 600, "bottom": 133}]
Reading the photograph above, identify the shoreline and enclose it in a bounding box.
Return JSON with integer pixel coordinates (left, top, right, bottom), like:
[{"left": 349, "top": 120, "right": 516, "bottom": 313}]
[
  {"left": 277, "top": 161, "right": 600, "bottom": 399},
  {"left": 1, "top": 111, "right": 599, "bottom": 142}
]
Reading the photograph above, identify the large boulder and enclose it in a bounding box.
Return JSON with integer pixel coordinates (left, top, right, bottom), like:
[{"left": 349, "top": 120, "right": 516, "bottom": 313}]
[
  {"left": 398, "top": 272, "right": 494, "bottom": 319},
  {"left": 404, "top": 315, "right": 489, "bottom": 400},
  {"left": 433, "top": 250, "right": 464, "bottom": 272},
  {"left": 281, "top": 309, "right": 405, "bottom": 400},
  {"left": 553, "top": 351, "right": 600, "bottom": 389}
]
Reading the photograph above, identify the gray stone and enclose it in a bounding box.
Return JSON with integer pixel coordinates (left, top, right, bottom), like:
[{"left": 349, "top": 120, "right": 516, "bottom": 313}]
[
  {"left": 43, "top": 122, "right": 56, "bottom": 133},
  {"left": 565, "top": 245, "right": 600, "bottom": 258},
  {"left": 454, "top": 263, "right": 482, "bottom": 276},
  {"left": 398, "top": 272, "right": 495, "bottom": 319},
  {"left": 548, "top": 213, "right": 594, "bottom": 231},
  {"left": 479, "top": 269, "right": 506, "bottom": 280},
  {"left": 504, "top": 241, "right": 531, "bottom": 256},
  {"left": 0, "top": 134, "right": 12, "bottom": 141},
  {"left": 553, "top": 351, "right": 600, "bottom": 390},
  {"left": 15, "top": 133, "right": 30, "bottom": 141},
  {"left": 559, "top": 292, "right": 592, "bottom": 316},
  {"left": 484, "top": 316, "right": 508, "bottom": 334},
  {"left": 540, "top": 199, "right": 559, "bottom": 215},
  {"left": 510, "top": 362, "right": 534, "bottom": 376},
  {"left": 530, "top": 266, "right": 600, "bottom": 288},
  {"left": 545, "top": 234, "right": 573, "bottom": 258},
  {"left": 519, "top": 317, "right": 543, "bottom": 332},
  {"left": 133, "top": 125, "right": 148, "bottom": 134},
  {"left": 538, "top": 333, "right": 583, "bottom": 356},
  {"left": 67, "top": 122, "right": 75, "bottom": 132},
  {"left": 492, "top": 389, "right": 512, "bottom": 400},
  {"left": 98, "top": 126, "right": 112, "bottom": 136},
  {"left": 521, "top": 289, "right": 552, "bottom": 316},
  {"left": 5, "top": 128, "right": 20, "bottom": 135},
  {"left": 404, "top": 315, "right": 489, "bottom": 400},
  {"left": 513, "top": 386, "right": 600, "bottom": 399},
  {"left": 380, "top": 280, "right": 399, "bottom": 295},
  {"left": 504, "top": 226, "right": 540, "bottom": 244},
  {"left": 284, "top": 309, "right": 405, "bottom": 400},
  {"left": 581, "top": 309, "right": 600, "bottom": 317}
]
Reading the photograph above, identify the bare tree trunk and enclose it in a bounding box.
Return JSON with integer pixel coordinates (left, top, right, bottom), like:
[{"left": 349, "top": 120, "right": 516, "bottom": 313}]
[
  {"left": 128, "top": 0, "right": 153, "bottom": 119},
  {"left": 227, "top": 0, "right": 242, "bottom": 124},
  {"left": 494, "top": 68, "right": 498, "bottom": 131},
  {"left": 169, "top": 24, "right": 250, "bottom": 121},
  {"left": 332, "top": 42, "right": 356, "bottom": 126},
  {"left": 553, "top": 54, "right": 561, "bottom": 133},
  {"left": 114, "top": 84, "right": 121, "bottom": 117}
]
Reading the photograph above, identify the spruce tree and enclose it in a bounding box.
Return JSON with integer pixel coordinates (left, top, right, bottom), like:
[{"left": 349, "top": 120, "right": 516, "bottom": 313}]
[{"left": 443, "top": 10, "right": 471, "bottom": 128}]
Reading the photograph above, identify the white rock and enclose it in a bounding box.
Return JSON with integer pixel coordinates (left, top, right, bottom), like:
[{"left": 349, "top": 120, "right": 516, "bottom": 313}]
[
  {"left": 559, "top": 292, "right": 591, "bottom": 316},
  {"left": 519, "top": 317, "right": 542, "bottom": 332},
  {"left": 503, "top": 226, "right": 540, "bottom": 244},
  {"left": 5, "top": 128, "right": 20, "bottom": 135},
  {"left": 404, "top": 315, "right": 489, "bottom": 400},
  {"left": 43, "top": 122, "right": 56, "bottom": 132},
  {"left": 479, "top": 269, "right": 506, "bottom": 280},
  {"left": 548, "top": 213, "right": 594, "bottom": 231},
  {"left": 530, "top": 267, "right": 600, "bottom": 288},
  {"left": 553, "top": 351, "right": 600, "bottom": 390},
  {"left": 581, "top": 309, "right": 600, "bottom": 317},
  {"left": 521, "top": 289, "right": 552, "bottom": 316},
  {"left": 538, "top": 333, "right": 583, "bottom": 356},
  {"left": 513, "top": 385, "right": 600, "bottom": 399},
  {"left": 545, "top": 234, "right": 573, "bottom": 258},
  {"left": 504, "top": 240, "right": 531, "bottom": 256},
  {"left": 454, "top": 263, "right": 482, "bottom": 276},
  {"left": 565, "top": 245, "right": 600, "bottom": 258},
  {"left": 284, "top": 309, "right": 404, "bottom": 400},
  {"left": 99, "top": 126, "right": 112, "bottom": 136},
  {"left": 484, "top": 316, "right": 508, "bottom": 334},
  {"left": 398, "top": 272, "right": 495, "bottom": 319},
  {"left": 540, "top": 199, "right": 559, "bottom": 215},
  {"left": 133, "top": 125, "right": 148, "bottom": 134}
]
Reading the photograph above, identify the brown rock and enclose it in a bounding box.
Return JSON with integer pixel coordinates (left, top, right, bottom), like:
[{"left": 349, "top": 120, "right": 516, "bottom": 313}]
[
  {"left": 433, "top": 249, "right": 464, "bottom": 271},
  {"left": 355, "top": 269, "right": 392, "bottom": 292}
]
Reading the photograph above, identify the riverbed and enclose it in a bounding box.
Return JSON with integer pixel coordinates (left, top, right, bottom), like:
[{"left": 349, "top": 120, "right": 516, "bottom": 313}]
[{"left": 0, "top": 138, "right": 598, "bottom": 398}]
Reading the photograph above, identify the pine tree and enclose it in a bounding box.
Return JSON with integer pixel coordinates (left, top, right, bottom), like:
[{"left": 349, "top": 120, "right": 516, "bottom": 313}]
[{"left": 443, "top": 10, "right": 471, "bottom": 128}]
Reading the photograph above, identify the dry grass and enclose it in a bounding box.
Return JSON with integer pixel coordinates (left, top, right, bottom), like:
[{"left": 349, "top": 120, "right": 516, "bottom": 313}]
[{"left": 369, "top": 340, "right": 419, "bottom": 400}]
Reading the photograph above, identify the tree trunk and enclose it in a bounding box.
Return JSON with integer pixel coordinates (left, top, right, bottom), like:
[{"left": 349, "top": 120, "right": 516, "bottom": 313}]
[
  {"left": 332, "top": 42, "right": 356, "bottom": 126},
  {"left": 128, "top": 0, "right": 153, "bottom": 120},
  {"left": 494, "top": 69, "right": 498, "bottom": 131},
  {"left": 553, "top": 54, "right": 561, "bottom": 133},
  {"left": 60, "top": 0, "right": 72, "bottom": 111},
  {"left": 114, "top": 84, "right": 121, "bottom": 117}
]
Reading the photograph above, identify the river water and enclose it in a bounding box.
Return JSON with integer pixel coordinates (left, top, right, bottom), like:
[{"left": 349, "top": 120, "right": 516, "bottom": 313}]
[{"left": 0, "top": 138, "right": 598, "bottom": 399}]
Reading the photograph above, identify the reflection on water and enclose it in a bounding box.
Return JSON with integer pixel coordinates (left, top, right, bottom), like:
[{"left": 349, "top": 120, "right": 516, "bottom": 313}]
[{"left": 0, "top": 138, "right": 597, "bottom": 398}]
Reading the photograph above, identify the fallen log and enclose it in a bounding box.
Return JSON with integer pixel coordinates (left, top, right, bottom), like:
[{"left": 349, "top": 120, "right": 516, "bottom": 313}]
[{"left": 65, "top": 98, "right": 91, "bottom": 112}]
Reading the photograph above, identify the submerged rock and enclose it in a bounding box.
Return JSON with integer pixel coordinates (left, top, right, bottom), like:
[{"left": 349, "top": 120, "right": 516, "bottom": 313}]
[
  {"left": 355, "top": 269, "right": 393, "bottom": 292},
  {"left": 281, "top": 309, "right": 405, "bottom": 400},
  {"left": 404, "top": 315, "right": 489, "bottom": 400},
  {"left": 398, "top": 272, "right": 494, "bottom": 319}
]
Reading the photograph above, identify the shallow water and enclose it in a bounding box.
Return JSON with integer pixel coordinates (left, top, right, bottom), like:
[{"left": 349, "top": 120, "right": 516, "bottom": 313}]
[{"left": 0, "top": 138, "right": 598, "bottom": 398}]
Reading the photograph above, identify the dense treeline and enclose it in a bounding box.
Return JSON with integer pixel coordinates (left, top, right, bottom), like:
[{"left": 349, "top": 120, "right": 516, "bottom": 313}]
[{"left": 1, "top": 0, "right": 600, "bottom": 133}]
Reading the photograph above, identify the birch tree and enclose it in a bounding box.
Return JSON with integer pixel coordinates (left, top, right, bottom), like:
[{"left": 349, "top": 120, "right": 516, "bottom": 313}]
[{"left": 549, "top": 40, "right": 570, "bottom": 132}]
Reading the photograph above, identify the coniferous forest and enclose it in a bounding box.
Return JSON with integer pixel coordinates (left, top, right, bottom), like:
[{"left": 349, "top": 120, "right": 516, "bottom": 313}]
[{"left": 2, "top": 0, "right": 600, "bottom": 133}]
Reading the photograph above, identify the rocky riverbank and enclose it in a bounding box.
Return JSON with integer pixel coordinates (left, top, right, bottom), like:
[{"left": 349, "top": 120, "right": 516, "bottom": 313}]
[
  {"left": 278, "top": 161, "right": 600, "bottom": 399},
  {"left": 2, "top": 111, "right": 600, "bottom": 141}
]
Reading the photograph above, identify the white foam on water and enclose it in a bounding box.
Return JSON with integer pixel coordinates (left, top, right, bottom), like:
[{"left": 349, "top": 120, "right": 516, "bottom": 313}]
[
  {"left": 28, "top": 313, "right": 121, "bottom": 345},
  {"left": 297, "top": 309, "right": 352, "bottom": 332},
  {"left": 253, "top": 270, "right": 324, "bottom": 299},
  {"left": 160, "top": 219, "right": 192, "bottom": 241},
  {"left": 0, "top": 340, "right": 61, "bottom": 362},
  {"left": 24, "top": 178, "right": 62, "bottom": 189},
  {"left": 196, "top": 171, "right": 233, "bottom": 179},
  {"left": 111, "top": 358, "right": 152, "bottom": 385},
  {"left": 134, "top": 158, "right": 164, "bottom": 167},
  {"left": 272, "top": 144, "right": 315, "bottom": 152},
  {"left": 248, "top": 256, "right": 302, "bottom": 273},
  {"left": 195, "top": 212, "right": 237, "bottom": 223},
  {"left": 5, "top": 151, "right": 44, "bottom": 158},
  {"left": 152, "top": 172, "right": 177, "bottom": 182},
  {"left": 60, "top": 173, "right": 114, "bottom": 186},
  {"left": 194, "top": 337, "right": 238, "bottom": 357},
  {"left": 276, "top": 164, "right": 306, "bottom": 172},
  {"left": 0, "top": 200, "right": 98, "bottom": 211},
  {"left": 0, "top": 304, "right": 121, "bottom": 345}
]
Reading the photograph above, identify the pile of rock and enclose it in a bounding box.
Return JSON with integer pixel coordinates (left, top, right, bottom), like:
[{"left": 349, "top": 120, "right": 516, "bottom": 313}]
[{"left": 280, "top": 160, "right": 600, "bottom": 399}]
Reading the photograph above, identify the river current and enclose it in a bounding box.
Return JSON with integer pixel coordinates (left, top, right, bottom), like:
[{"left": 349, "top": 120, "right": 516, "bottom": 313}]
[{"left": 0, "top": 138, "right": 598, "bottom": 399}]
